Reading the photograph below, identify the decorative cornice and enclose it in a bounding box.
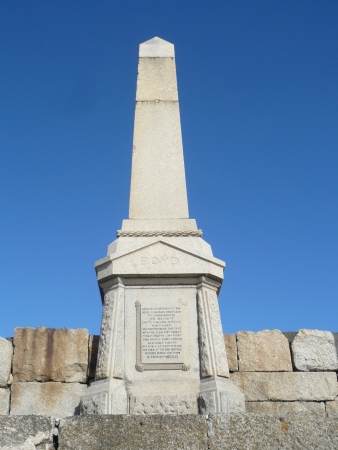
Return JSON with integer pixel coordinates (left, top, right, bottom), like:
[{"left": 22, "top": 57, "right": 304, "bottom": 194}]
[{"left": 117, "top": 230, "right": 202, "bottom": 237}]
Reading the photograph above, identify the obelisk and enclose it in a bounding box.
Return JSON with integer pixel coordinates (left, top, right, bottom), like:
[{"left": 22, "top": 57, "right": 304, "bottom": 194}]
[
  {"left": 129, "top": 37, "right": 188, "bottom": 220},
  {"left": 80, "top": 37, "right": 245, "bottom": 415}
]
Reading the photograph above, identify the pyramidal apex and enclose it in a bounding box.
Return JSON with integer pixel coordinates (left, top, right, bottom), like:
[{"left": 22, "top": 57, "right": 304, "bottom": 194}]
[{"left": 139, "top": 36, "right": 175, "bottom": 58}]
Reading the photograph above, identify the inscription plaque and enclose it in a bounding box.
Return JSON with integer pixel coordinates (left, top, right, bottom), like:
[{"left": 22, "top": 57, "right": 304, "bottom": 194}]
[{"left": 135, "top": 300, "right": 189, "bottom": 371}]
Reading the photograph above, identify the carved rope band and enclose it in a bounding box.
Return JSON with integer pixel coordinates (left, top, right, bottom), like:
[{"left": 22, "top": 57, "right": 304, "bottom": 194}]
[{"left": 117, "top": 230, "right": 202, "bottom": 237}]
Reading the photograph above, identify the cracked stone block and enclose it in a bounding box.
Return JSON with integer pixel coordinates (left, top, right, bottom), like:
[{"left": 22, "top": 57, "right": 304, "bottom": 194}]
[
  {"left": 292, "top": 329, "right": 338, "bottom": 371},
  {"left": 0, "top": 337, "right": 13, "bottom": 387},
  {"left": 13, "top": 327, "right": 88, "bottom": 383},
  {"left": 237, "top": 330, "right": 292, "bottom": 372}
]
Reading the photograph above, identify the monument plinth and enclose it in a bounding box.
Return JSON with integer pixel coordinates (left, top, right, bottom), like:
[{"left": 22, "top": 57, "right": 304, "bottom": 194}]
[{"left": 80, "top": 37, "right": 245, "bottom": 415}]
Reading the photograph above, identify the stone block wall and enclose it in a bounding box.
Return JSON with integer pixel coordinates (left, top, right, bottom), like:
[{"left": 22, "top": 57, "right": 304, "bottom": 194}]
[
  {"left": 224, "top": 329, "right": 338, "bottom": 414},
  {"left": 0, "top": 327, "right": 337, "bottom": 418},
  {"left": 2, "top": 413, "right": 338, "bottom": 450},
  {"left": 0, "top": 327, "right": 99, "bottom": 418}
]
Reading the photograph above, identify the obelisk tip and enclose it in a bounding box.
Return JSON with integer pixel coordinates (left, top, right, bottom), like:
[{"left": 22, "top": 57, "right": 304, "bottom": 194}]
[{"left": 139, "top": 37, "right": 175, "bottom": 58}]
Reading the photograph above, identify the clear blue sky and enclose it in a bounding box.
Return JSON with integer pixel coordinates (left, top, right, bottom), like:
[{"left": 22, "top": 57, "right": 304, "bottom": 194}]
[{"left": 1, "top": 1, "right": 337, "bottom": 338}]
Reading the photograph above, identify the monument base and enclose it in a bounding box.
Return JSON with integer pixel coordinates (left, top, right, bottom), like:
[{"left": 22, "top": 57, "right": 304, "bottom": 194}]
[
  {"left": 80, "top": 379, "right": 128, "bottom": 415},
  {"left": 80, "top": 377, "right": 245, "bottom": 415},
  {"left": 80, "top": 273, "right": 245, "bottom": 416},
  {"left": 199, "top": 377, "right": 245, "bottom": 414},
  {"left": 80, "top": 378, "right": 200, "bottom": 415}
]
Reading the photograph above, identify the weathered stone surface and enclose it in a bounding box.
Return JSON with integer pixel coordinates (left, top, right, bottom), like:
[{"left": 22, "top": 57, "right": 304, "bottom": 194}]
[
  {"left": 13, "top": 327, "right": 88, "bottom": 383},
  {"left": 58, "top": 413, "right": 338, "bottom": 449},
  {"left": 10, "top": 382, "right": 87, "bottom": 417},
  {"left": 129, "top": 37, "right": 188, "bottom": 220},
  {"left": 95, "top": 285, "right": 124, "bottom": 381},
  {"left": 98, "top": 240, "right": 225, "bottom": 280},
  {"left": 5, "top": 412, "right": 331, "bottom": 450},
  {"left": 326, "top": 398, "right": 338, "bottom": 415},
  {"left": 130, "top": 101, "right": 189, "bottom": 220},
  {"left": 136, "top": 57, "right": 178, "bottom": 101},
  {"left": 231, "top": 371, "right": 338, "bottom": 401},
  {"left": 208, "top": 412, "right": 338, "bottom": 449},
  {"left": 198, "top": 284, "right": 229, "bottom": 378},
  {"left": 224, "top": 334, "right": 238, "bottom": 372},
  {"left": 199, "top": 377, "right": 245, "bottom": 415},
  {"left": 237, "top": 330, "right": 292, "bottom": 372},
  {"left": 245, "top": 401, "right": 325, "bottom": 413},
  {"left": 0, "top": 433, "right": 53, "bottom": 450},
  {"left": 129, "top": 394, "right": 198, "bottom": 415},
  {"left": 292, "top": 329, "right": 338, "bottom": 371},
  {"left": 0, "top": 416, "right": 52, "bottom": 448},
  {"left": 0, "top": 337, "right": 13, "bottom": 387},
  {"left": 59, "top": 415, "right": 208, "bottom": 450},
  {"left": 88, "top": 334, "right": 99, "bottom": 380},
  {"left": 0, "top": 388, "right": 10, "bottom": 415}
]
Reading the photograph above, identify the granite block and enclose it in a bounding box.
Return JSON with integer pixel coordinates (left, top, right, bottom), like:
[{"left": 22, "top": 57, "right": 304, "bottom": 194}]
[
  {"left": 231, "top": 371, "right": 337, "bottom": 401},
  {"left": 237, "top": 330, "right": 292, "bottom": 372},
  {"left": 13, "top": 327, "right": 88, "bottom": 383},
  {"left": 292, "top": 329, "right": 338, "bottom": 371},
  {"left": 0, "top": 337, "right": 13, "bottom": 387},
  {"left": 11, "top": 382, "right": 87, "bottom": 417}
]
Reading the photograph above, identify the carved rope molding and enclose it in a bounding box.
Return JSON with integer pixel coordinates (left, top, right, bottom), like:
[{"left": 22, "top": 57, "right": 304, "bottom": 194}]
[{"left": 117, "top": 230, "right": 203, "bottom": 237}]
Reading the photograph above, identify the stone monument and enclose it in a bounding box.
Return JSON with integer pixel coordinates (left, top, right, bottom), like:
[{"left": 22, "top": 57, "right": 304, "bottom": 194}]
[{"left": 80, "top": 37, "right": 245, "bottom": 415}]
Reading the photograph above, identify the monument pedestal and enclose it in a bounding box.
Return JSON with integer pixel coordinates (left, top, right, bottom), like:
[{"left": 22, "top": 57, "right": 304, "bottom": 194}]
[
  {"left": 80, "top": 37, "right": 244, "bottom": 415},
  {"left": 81, "top": 233, "right": 244, "bottom": 415}
]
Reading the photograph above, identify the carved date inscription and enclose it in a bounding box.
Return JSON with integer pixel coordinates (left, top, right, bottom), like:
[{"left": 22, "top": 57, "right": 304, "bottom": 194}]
[{"left": 141, "top": 305, "right": 183, "bottom": 364}]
